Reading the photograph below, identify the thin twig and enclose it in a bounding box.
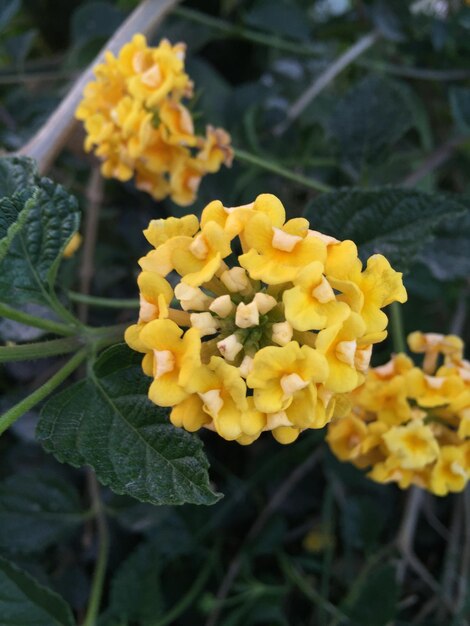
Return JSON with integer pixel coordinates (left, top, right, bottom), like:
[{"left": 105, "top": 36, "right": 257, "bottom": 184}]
[
  {"left": 0, "top": 70, "right": 79, "bottom": 85},
  {"left": 440, "top": 497, "right": 462, "bottom": 621},
  {"left": 18, "top": 0, "right": 178, "bottom": 174},
  {"left": 82, "top": 471, "right": 110, "bottom": 626},
  {"left": 174, "top": 6, "right": 320, "bottom": 57},
  {"left": 396, "top": 487, "right": 424, "bottom": 584},
  {"left": 205, "top": 448, "right": 323, "bottom": 626},
  {"left": 402, "top": 137, "right": 468, "bottom": 187},
  {"left": 396, "top": 483, "right": 459, "bottom": 615},
  {"left": 450, "top": 282, "right": 470, "bottom": 336},
  {"left": 458, "top": 487, "right": 470, "bottom": 615},
  {"left": 357, "top": 59, "right": 470, "bottom": 81},
  {"left": 78, "top": 168, "right": 104, "bottom": 323},
  {"left": 273, "top": 31, "right": 379, "bottom": 136}
]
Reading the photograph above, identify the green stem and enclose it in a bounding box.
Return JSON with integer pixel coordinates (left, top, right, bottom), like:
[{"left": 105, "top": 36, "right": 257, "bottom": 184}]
[
  {"left": 0, "top": 348, "right": 87, "bottom": 435},
  {"left": 173, "top": 7, "right": 319, "bottom": 57},
  {"left": 0, "top": 336, "right": 83, "bottom": 363},
  {"left": 277, "top": 553, "right": 345, "bottom": 622},
  {"left": 0, "top": 302, "right": 78, "bottom": 336},
  {"left": 153, "top": 548, "right": 217, "bottom": 626},
  {"left": 233, "top": 148, "right": 332, "bottom": 193},
  {"left": 69, "top": 291, "right": 139, "bottom": 309},
  {"left": 83, "top": 471, "right": 109, "bottom": 626},
  {"left": 84, "top": 322, "right": 128, "bottom": 347},
  {"left": 390, "top": 302, "right": 406, "bottom": 354},
  {"left": 319, "top": 487, "right": 335, "bottom": 626}
]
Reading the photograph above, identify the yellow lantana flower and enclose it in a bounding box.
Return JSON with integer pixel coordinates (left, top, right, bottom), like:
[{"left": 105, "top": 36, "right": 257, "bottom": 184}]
[
  {"left": 76, "top": 34, "right": 232, "bottom": 205},
  {"left": 138, "top": 319, "right": 201, "bottom": 407},
  {"left": 126, "top": 193, "right": 406, "bottom": 445},
  {"left": 316, "top": 313, "right": 367, "bottom": 393},
  {"left": 283, "top": 261, "right": 350, "bottom": 331},
  {"left": 430, "top": 446, "right": 468, "bottom": 496},
  {"left": 327, "top": 331, "right": 470, "bottom": 495},
  {"left": 124, "top": 271, "right": 173, "bottom": 352},
  {"left": 383, "top": 421, "right": 439, "bottom": 469},
  {"left": 247, "top": 342, "right": 328, "bottom": 413},
  {"left": 240, "top": 213, "right": 327, "bottom": 284}
]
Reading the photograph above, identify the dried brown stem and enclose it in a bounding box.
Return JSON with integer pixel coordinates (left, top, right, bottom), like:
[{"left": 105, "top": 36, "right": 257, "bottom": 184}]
[
  {"left": 19, "top": 0, "right": 178, "bottom": 174},
  {"left": 402, "top": 137, "right": 468, "bottom": 187}
]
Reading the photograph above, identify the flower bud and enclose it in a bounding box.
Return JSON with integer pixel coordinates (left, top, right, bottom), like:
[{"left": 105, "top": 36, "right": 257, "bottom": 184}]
[
  {"left": 175, "top": 283, "right": 212, "bottom": 311},
  {"left": 272, "top": 321, "right": 293, "bottom": 346},
  {"left": 235, "top": 301, "right": 259, "bottom": 328},
  {"left": 253, "top": 292, "right": 276, "bottom": 314},
  {"left": 220, "top": 267, "right": 252, "bottom": 293},
  {"left": 209, "top": 294, "right": 234, "bottom": 318},
  {"left": 217, "top": 334, "right": 243, "bottom": 361},
  {"left": 190, "top": 312, "right": 218, "bottom": 336}
]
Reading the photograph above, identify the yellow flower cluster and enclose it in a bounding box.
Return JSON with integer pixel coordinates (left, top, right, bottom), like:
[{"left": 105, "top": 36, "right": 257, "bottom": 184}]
[
  {"left": 125, "top": 193, "right": 407, "bottom": 445},
  {"left": 327, "top": 332, "right": 470, "bottom": 495},
  {"left": 75, "top": 34, "right": 233, "bottom": 205}
]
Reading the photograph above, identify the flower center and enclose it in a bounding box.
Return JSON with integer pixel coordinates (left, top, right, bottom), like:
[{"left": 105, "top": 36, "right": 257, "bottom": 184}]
[
  {"left": 153, "top": 349, "right": 175, "bottom": 378},
  {"left": 311, "top": 276, "right": 335, "bottom": 303},
  {"left": 335, "top": 340, "right": 357, "bottom": 367},
  {"left": 141, "top": 64, "right": 162, "bottom": 87},
  {"left": 271, "top": 227, "right": 302, "bottom": 252},
  {"left": 189, "top": 234, "right": 209, "bottom": 259},
  {"left": 281, "top": 373, "right": 309, "bottom": 396},
  {"left": 424, "top": 375, "right": 445, "bottom": 390},
  {"left": 199, "top": 389, "right": 223, "bottom": 417},
  {"left": 139, "top": 295, "right": 158, "bottom": 323}
]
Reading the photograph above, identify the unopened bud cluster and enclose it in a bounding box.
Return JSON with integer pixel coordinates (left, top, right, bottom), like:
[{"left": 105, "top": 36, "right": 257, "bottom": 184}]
[
  {"left": 125, "top": 193, "right": 407, "bottom": 445},
  {"left": 327, "top": 332, "right": 470, "bottom": 495}
]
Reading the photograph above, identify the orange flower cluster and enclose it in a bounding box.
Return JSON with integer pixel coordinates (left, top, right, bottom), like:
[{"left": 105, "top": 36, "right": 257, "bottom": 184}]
[
  {"left": 327, "top": 332, "right": 470, "bottom": 495},
  {"left": 76, "top": 34, "right": 233, "bottom": 205}
]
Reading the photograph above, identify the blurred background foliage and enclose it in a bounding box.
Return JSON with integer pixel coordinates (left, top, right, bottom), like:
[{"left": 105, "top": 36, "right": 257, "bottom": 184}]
[{"left": 0, "top": 0, "right": 470, "bottom": 624}]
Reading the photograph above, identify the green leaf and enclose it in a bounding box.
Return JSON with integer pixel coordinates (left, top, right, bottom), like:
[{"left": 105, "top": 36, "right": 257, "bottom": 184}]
[
  {"left": 0, "top": 471, "right": 84, "bottom": 553},
  {"left": 37, "top": 344, "right": 222, "bottom": 507},
  {"left": 101, "top": 539, "right": 164, "bottom": 625},
  {"left": 0, "top": 0, "right": 20, "bottom": 33},
  {"left": 0, "top": 189, "right": 34, "bottom": 259},
  {"left": 245, "top": 0, "right": 310, "bottom": 41},
  {"left": 304, "top": 188, "right": 468, "bottom": 272},
  {"left": 341, "top": 564, "right": 398, "bottom": 626},
  {"left": 329, "top": 76, "right": 414, "bottom": 174},
  {"left": 0, "top": 555, "right": 75, "bottom": 626},
  {"left": 71, "top": 1, "right": 124, "bottom": 47},
  {"left": 419, "top": 210, "right": 470, "bottom": 281},
  {"left": 0, "top": 156, "right": 37, "bottom": 199},
  {"left": 0, "top": 177, "right": 80, "bottom": 306},
  {"left": 449, "top": 86, "right": 470, "bottom": 134}
]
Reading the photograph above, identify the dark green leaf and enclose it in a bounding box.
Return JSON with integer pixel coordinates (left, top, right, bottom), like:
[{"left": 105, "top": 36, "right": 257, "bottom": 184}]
[
  {"left": 304, "top": 188, "right": 468, "bottom": 272},
  {"left": 329, "top": 76, "right": 414, "bottom": 173},
  {"left": 70, "top": 1, "right": 124, "bottom": 46},
  {"left": 419, "top": 210, "right": 470, "bottom": 281},
  {"left": 0, "top": 471, "right": 84, "bottom": 553},
  {"left": 0, "top": 156, "right": 37, "bottom": 199},
  {"left": 37, "top": 344, "right": 222, "bottom": 506},
  {"left": 449, "top": 86, "right": 470, "bottom": 134},
  {"left": 0, "top": 189, "right": 33, "bottom": 258},
  {"left": 0, "top": 177, "right": 80, "bottom": 305},
  {"left": 101, "top": 539, "right": 164, "bottom": 625},
  {"left": 245, "top": 0, "right": 310, "bottom": 41},
  {"left": 0, "top": 555, "right": 75, "bottom": 626},
  {"left": 341, "top": 564, "right": 398, "bottom": 626},
  {"left": 0, "top": 0, "right": 20, "bottom": 32}
]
